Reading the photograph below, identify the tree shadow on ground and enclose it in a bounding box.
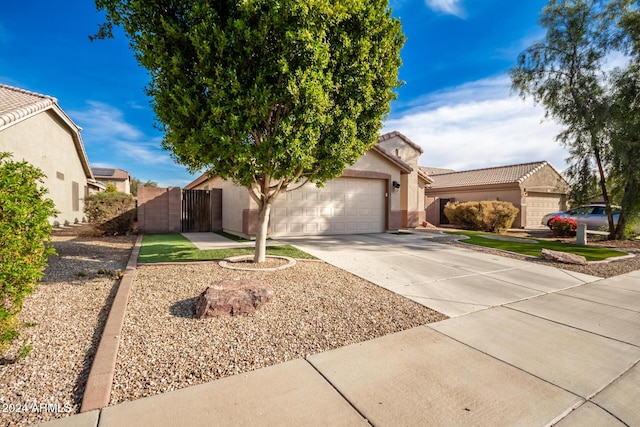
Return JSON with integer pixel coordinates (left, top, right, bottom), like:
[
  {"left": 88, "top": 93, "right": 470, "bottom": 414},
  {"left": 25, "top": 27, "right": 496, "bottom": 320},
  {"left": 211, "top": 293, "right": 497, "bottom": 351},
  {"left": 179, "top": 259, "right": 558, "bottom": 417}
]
[{"left": 170, "top": 297, "right": 198, "bottom": 319}]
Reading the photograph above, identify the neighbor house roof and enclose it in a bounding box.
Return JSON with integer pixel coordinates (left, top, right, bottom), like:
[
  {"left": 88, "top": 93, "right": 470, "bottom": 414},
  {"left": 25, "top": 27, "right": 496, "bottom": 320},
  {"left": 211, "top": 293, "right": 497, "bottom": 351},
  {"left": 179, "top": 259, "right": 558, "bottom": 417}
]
[
  {"left": 91, "top": 167, "right": 131, "bottom": 181},
  {"left": 419, "top": 166, "right": 456, "bottom": 176},
  {"left": 0, "top": 84, "right": 94, "bottom": 179},
  {"left": 427, "top": 161, "right": 549, "bottom": 189}
]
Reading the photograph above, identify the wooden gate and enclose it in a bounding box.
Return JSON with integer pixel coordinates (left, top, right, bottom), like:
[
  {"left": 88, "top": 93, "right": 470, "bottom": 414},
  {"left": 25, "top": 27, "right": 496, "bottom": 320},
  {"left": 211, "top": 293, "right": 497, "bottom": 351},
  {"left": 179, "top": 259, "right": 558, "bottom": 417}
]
[{"left": 182, "top": 190, "right": 211, "bottom": 232}]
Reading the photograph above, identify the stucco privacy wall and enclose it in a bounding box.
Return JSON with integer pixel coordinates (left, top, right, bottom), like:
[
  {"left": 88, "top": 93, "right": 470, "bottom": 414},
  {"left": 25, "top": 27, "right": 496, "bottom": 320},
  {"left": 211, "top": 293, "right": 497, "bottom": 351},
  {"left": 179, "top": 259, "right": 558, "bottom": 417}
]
[
  {"left": 137, "top": 186, "right": 181, "bottom": 233},
  {"left": 0, "top": 110, "right": 89, "bottom": 225}
]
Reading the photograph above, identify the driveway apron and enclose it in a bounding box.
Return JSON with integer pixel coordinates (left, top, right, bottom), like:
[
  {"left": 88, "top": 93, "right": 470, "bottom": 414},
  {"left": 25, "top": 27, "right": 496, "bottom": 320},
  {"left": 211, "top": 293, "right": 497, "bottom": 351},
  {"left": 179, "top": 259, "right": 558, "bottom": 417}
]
[{"left": 282, "top": 233, "right": 600, "bottom": 317}]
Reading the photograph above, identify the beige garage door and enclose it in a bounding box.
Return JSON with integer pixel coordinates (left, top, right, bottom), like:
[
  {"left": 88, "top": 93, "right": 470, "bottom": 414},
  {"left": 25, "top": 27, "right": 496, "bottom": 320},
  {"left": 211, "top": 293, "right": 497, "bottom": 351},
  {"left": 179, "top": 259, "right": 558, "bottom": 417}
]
[
  {"left": 270, "top": 177, "right": 385, "bottom": 236},
  {"left": 526, "top": 193, "right": 563, "bottom": 228}
]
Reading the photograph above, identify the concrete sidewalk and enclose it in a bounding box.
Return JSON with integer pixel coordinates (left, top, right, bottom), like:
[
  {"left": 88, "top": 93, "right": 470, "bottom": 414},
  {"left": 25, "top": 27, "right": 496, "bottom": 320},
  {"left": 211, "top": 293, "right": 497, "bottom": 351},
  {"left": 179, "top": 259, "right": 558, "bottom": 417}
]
[{"left": 37, "top": 233, "right": 640, "bottom": 426}]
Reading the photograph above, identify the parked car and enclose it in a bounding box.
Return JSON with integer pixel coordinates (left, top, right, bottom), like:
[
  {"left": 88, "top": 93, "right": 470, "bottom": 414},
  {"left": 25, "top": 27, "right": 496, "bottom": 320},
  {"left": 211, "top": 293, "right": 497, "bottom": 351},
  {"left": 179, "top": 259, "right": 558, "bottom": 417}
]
[{"left": 541, "top": 204, "right": 621, "bottom": 231}]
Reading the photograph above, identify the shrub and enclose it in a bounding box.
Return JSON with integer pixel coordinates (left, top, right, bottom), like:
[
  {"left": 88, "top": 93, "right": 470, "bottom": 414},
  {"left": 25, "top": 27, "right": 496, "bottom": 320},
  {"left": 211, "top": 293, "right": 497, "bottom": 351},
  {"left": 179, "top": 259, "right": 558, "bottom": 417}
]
[
  {"left": 84, "top": 191, "right": 136, "bottom": 235},
  {"left": 0, "top": 153, "right": 57, "bottom": 359},
  {"left": 549, "top": 216, "right": 578, "bottom": 237},
  {"left": 444, "top": 201, "right": 519, "bottom": 233}
]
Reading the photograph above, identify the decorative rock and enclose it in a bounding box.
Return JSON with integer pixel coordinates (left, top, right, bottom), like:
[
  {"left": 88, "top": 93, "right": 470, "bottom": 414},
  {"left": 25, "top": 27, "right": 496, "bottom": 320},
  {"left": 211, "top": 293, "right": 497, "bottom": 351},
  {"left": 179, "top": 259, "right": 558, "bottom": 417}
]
[
  {"left": 540, "top": 248, "right": 588, "bottom": 265},
  {"left": 195, "top": 278, "right": 274, "bottom": 318}
]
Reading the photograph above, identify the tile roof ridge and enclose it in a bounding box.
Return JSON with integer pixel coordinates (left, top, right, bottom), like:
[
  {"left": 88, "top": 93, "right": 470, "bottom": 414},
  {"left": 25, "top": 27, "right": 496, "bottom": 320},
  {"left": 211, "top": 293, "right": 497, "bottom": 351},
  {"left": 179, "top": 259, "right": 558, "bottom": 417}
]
[
  {"left": 434, "top": 161, "right": 547, "bottom": 176},
  {"left": 0, "top": 84, "right": 58, "bottom": 129},
  {"left": 0, "top": 83, "right": 57, "bottom": 103},
  {"left": 517, "top": 161, "right": 549, "bottom": 183}
]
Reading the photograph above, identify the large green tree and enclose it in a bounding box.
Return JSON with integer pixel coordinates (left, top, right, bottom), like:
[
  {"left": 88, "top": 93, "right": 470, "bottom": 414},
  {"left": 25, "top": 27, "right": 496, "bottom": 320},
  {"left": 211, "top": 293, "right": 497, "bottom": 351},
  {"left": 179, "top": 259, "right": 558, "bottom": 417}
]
[
  {"left": 512, "top": 0, "right": 640, "bottom": 239},
  {"left": 94, "top": 0, "right": 404, "bottom": 261},
  {"left": 607, "top": 2, "right": 640, "bottom": 238},
  {"left": 511, "top": 0, "right": 619, "bottom": 237}
]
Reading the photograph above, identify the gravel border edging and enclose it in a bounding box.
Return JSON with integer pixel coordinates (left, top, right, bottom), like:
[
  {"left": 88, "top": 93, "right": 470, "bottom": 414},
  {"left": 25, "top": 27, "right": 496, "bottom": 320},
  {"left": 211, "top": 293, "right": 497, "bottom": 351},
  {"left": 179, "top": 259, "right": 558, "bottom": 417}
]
[
  {"left": 80, "top": 234, "right": 143, "bottom": 413},
  {"left": 219, "top": 255, "right": 297, "bottom": 271}
]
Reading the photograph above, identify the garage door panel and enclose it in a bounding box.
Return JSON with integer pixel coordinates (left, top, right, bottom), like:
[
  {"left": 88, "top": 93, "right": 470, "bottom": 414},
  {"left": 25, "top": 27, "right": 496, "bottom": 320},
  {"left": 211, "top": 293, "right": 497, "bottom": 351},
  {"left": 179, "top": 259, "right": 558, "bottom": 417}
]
[
  {"left": 270, "top": 178, "right": 385, "bottom": 236},
  {"left": 526, "top": 193, "right": 562, "bottom": 228}
]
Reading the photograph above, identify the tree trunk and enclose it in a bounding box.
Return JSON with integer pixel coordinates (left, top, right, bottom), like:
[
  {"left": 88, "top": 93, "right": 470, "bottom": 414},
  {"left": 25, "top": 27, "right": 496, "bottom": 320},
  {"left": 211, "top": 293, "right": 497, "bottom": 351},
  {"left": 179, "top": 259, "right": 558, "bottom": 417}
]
[
  {"left": 254, "top": 202, "right": 272, "bottom": 263},
  {"left": 591, "top": 133, "right": 616, "bottom": 239}
]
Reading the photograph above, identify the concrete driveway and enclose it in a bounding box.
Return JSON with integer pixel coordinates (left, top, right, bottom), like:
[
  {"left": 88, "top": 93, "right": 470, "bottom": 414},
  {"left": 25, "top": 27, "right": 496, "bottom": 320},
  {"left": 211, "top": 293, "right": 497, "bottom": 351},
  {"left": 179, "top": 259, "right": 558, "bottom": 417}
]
[{"left": 281, "top": 232, "right": 600, "bottom": 317}]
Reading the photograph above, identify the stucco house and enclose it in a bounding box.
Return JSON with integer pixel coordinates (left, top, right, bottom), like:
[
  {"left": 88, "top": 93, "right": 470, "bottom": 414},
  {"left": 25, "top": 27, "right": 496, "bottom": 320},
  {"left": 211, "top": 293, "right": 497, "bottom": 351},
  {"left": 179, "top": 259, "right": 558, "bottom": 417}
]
[
  {"left": 0, "top": 84, "right": 98, "bottom": 225},
  {"left": 91, "top": 167, "right": 132, "bottom": 194},
  {"left": 424, "top": 161, "right": 570, "bottom": 229},
  {"left": 183, "top": 131, "right": 432, "bottom": 237}
]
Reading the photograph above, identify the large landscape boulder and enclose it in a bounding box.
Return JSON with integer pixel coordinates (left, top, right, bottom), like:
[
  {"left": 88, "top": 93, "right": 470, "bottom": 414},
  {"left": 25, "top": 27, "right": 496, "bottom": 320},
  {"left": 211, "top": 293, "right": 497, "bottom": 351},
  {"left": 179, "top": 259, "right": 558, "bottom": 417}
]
[
  {"left": 195, "top": 278, "right": 274, "bottom": 318},
  {"left": 540, "top": 248, "right": 588, "bottom": 265}
]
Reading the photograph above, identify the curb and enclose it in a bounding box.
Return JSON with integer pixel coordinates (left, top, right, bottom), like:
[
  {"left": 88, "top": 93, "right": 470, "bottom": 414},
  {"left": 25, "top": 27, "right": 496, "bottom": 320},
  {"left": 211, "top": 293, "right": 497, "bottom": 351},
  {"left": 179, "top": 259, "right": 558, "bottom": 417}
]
[{"left": 80, "top": 234, "right": 143, "bottom": 413}]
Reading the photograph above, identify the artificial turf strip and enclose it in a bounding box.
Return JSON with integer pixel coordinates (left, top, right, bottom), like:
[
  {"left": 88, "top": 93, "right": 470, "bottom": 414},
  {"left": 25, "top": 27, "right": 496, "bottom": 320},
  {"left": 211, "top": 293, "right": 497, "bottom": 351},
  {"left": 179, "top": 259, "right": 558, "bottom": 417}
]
[
  {"left": 138, "top": 233, "right": 317, "bottom": 263},
  {"left": 446, "top": 230, "right": 627, "bottom": 262}
]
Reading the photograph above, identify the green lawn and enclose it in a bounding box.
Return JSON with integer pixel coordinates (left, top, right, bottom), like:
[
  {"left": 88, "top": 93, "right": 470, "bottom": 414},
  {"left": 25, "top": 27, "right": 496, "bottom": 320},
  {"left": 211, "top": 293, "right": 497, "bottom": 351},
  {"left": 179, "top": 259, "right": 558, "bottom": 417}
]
[
  {"left": 446, "top": 230, "right": 626, "bottom": 262},
  {"left": 138, "top": 233, "right": 317, "bottom": 263}
]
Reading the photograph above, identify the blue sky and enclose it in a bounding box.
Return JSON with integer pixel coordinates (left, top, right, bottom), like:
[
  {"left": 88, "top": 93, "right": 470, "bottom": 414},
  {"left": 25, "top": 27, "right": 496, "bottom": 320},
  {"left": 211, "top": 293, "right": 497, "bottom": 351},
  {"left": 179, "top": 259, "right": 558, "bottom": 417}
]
[{"left": 0, "top": 0, "right": 564, "bottom": 187}]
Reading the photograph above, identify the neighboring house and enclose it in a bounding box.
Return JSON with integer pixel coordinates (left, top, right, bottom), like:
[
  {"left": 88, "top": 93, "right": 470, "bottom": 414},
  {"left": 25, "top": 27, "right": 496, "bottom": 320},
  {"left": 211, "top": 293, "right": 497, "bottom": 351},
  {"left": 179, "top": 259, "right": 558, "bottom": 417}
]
[
  {"left": 91, "top": 167, "right": 132, "bottom": 194},
  {"left": 184, "top": 131, "right": 432, "bottom": 237},
  {"left": 0, "top": 84, "right": 98, "bottom": 225},
  {"left": 424, "top": 161, "right": 570, "bottom": 229}
]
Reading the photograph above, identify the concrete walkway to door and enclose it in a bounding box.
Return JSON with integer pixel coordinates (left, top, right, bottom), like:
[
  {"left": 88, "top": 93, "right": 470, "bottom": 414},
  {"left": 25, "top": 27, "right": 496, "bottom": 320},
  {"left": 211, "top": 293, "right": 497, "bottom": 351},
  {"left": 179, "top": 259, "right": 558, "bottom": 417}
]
[{"left": 280, "top": 232, "right": 601, "bottom": 317}]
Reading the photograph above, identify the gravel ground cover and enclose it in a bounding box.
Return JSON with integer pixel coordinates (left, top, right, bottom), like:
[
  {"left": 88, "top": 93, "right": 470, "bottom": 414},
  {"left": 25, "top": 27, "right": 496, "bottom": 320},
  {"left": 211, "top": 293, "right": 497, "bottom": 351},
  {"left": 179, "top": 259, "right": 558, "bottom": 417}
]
[
  {"left": 0, "top": 233, "right": 136, "bottom": 427},
  {"left": 110, "top": 261, "right": 445, "bottom": 405},
  {"left": 4, "top": 226, "right": 638, "bottom": 426}
]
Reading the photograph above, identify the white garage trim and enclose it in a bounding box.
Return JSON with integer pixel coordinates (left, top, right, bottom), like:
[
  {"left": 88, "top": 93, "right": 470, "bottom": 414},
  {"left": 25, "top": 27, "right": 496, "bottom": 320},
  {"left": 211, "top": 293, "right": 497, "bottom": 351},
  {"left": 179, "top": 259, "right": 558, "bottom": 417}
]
[{"left": 270, "top": 177, "right": 386, "bottom": 236}]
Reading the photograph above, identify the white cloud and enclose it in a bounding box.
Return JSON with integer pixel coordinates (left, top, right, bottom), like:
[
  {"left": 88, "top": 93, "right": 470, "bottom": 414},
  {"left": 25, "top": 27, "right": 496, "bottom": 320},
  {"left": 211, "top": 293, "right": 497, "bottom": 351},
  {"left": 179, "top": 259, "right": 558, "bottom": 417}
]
[
  {"left": 70, "top": 101, "right": 143, "bottom": 141},
  {"left": 425, "top": 0, "right": 466, "bottom": 18},
  {"left": 68, "top": 101, "right": 197, "bottom": 186},
  {"left": 384, "top": 74, "right": 570, "bottom": 172}
]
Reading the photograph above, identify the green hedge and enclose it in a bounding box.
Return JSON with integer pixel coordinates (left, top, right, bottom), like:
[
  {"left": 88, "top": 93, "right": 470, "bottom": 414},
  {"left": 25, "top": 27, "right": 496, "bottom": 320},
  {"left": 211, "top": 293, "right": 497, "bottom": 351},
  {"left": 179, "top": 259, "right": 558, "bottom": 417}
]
[
  {"left": 444, "top": 200, "right": 519, "bottom": 233},
  {"left": 84, "top": 191, "right": 136, "bottom": 235},
  {"left": 0, "top": 153, "right": 57, "bottom": 360}
]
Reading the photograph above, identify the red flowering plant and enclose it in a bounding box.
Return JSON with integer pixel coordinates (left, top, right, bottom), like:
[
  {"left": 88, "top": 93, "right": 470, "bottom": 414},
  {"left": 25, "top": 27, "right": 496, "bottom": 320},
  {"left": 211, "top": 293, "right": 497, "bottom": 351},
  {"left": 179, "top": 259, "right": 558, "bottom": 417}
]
[{"left": 549, "top": 216, "right": 578, "bottom": 237}]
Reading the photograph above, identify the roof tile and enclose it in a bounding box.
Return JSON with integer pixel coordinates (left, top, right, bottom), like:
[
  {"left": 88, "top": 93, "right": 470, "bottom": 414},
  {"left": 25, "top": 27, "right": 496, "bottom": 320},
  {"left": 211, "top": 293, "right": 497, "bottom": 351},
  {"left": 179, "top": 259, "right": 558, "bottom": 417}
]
[
  {"left": 427, "top": 161, "right": 548, "bottom": 189},
  {"left": 0, "top": 84, "right": 56, "bottom": 128}
]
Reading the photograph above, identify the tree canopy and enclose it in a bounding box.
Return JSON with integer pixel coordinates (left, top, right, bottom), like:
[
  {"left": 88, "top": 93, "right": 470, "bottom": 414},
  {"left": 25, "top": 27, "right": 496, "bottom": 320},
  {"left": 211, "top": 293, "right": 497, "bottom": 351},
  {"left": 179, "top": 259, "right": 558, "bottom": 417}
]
[
  {"left": 94, "top": 0, "right": 404, "bottom": 260},
  {"left": 511, "top": 0, "right": 640, "bottom": 238}
]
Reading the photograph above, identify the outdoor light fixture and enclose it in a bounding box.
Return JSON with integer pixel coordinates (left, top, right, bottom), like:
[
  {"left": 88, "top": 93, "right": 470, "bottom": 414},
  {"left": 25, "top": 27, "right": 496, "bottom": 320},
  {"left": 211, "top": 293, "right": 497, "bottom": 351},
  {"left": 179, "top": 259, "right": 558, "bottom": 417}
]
[{"left": 392, "top": 181, "right": 400, "bottom": 190}]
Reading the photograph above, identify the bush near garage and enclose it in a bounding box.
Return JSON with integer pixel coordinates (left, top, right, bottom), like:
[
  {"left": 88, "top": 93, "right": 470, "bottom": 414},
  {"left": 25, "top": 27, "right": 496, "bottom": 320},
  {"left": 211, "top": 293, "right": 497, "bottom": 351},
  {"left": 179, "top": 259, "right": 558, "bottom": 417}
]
[
  {"left": 549, "top": 216, "right": 578, "bottom": 237},
  {"left": 444, "top": 201, "right": 519, "bottom": 233},
  {"left": 84, "top": 191, "right": 136, "bottom": 235},
  {"left": 0, "top": 153, "right": 57, "bottom": 359}
]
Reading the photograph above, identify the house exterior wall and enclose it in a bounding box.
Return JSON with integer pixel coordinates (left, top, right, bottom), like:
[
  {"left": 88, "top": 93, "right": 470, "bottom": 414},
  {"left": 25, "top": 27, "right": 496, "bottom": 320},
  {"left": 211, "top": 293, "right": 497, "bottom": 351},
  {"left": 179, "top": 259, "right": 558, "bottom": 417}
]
[
  {"left": 187, "top": 148, "right": 405, "bottom": 236},
  {"left": 425, "top": 185, "right": 524, "bottom": 227},
  {"left": 377, "top": 134, "right": 423, "bottom": 227},
  {"left": 520, "top": 164, "right": 571, "bottom": 195},
  {"left": 0, "top": 110, "right": 89, "bottom": 225},
  {"left": 97, "top": 177, "right": 130, "bottom": 194}
]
